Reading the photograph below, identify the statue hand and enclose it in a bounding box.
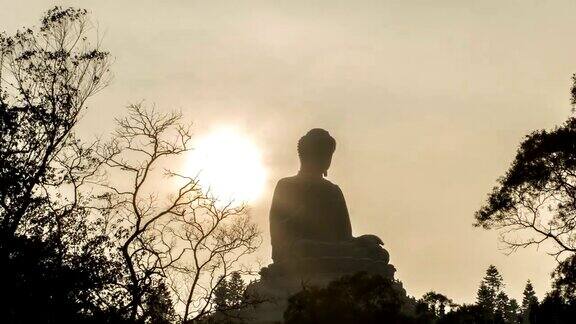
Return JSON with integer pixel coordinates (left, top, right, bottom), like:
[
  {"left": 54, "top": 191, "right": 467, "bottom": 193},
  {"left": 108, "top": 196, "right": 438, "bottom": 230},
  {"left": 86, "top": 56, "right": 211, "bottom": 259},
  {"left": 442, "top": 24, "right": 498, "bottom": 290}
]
[{"left": 353, "top": 234, "right": 383, "bottom": 246}]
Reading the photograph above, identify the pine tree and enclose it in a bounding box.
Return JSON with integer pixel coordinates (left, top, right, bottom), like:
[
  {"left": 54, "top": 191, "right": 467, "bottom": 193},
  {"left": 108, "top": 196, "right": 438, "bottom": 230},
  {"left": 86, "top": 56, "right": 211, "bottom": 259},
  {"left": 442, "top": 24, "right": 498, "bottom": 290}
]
[
  {"left": 485, "top": 265, "right": 504, "bottom": 292},
  {"left": 477, "top": 265, "right": 504, "bottom": 312},
  {"left": 495, "top": 291, "right": 510, "bottom": 318},
  {"left": 143, "top": 282, "right": 178, "bottom": 324},
  {"left": 226, "top": 271, "right": 246, "bottom": 308},
  {"left": 476, "top": 265, "right": 516, "bottom": 323},
  {"left": 507, "top": 299, "right": 521, "bottom": 324},
  {"left": 521, "top": 280, "right": 538, "bottom": 324},
  {"left": 521, "top": 280, "right": 538, "bottom": 311},
  {"left": 213, "top": 272, "right": 246, "bottom": 311},
  {"left": 213, "top": 275, "right": 230, "bottom": 311},
  {"left": 477, "top": 281, "right": 495, "bottom": 313},
  {"left": 495, "top": 292, "right": 520, "bottom": 324}
]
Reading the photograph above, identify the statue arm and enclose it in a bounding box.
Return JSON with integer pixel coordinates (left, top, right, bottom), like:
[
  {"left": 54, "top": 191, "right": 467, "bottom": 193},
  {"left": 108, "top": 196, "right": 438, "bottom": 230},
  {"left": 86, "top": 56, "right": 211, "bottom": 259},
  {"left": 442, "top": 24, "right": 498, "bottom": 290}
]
[
  {"left": 269, "top": 180, "right": 298, "bottom": 260},
  {"left": 336, "top": 185, "right": 353, "bottom": 240}
]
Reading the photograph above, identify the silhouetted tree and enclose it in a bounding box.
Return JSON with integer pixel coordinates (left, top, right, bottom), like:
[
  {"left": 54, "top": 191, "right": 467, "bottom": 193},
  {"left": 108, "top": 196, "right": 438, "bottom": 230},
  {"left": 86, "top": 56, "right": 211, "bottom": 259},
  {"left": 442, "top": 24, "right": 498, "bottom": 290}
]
[
  {"left": 142, "top": 281, "right": 178, "bottom": 324},
  {"left": 475, "top": 80, "right": 576, "bottom": 320},
  {"left": 477, "top": 282, "right": 495, "bottom": 315},
  {"left": 201, "top": 271, "right": 260, "bottom": 323},
  {"left": 213, "top": 272, "right": 246, "bottom": 312},
  {"left": 485, "top": 265, "right": 504, "bottom": 292},
  {"left": 474, "top": 265, "right": 521, "bottom": 324},
  {"left": 414, "top": 299, "right": 437, "bottom": 323},
  {"left": 531, "top": 291, "right": 576, "bottom": 324},
  {"left": 495, "top": 291, "right": 510, "bottom": 322},
  {"left": 527, "top": 254, "right": 576, "bottom": 323},
  {"left": 437, "top": 304, "right": 490, "bottom": 324},
  {"left": 550, "top": 254, "right": 576, "bottom": 301},
  {"left": 476, "top": 266, "right": 503, "bottom": 314},
  {"left": 521, "top": 280, "right": 538, "bottom": 324},
  {"left": 507, "top": 299, "right": 521, "bottom": 324},
  {"left": 495, "top": 292, "right": 520, "bottom": 324},
  {"left": 284, "top": 272, "right": 419, "bottom": 324},
  {"left": 226, "top": 273, "right": 246, "bottom": 309},
  {"left": 420, "top": 291, "right": 455, "bottom": 319},
  {"left": 213, "top": 277, "right": 230, "bottom": 312},
  {"left": 0, "top": 6, "right": 121, "bottom": 323},
  {"left": 0, "top": 6, "right": 110, "bottom": 242},
  {"left": 99, "top": 104, "right": 260, "bottom": 322},
  {"left": 475, "top": 115, "right": 576, "bottom": 259}
]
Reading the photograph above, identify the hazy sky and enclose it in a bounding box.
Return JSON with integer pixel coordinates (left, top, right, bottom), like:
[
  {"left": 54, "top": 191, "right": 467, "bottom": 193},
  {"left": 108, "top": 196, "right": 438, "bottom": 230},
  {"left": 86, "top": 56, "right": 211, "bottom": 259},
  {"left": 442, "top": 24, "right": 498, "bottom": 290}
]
[{"left": 2, "top": 0, "right": 575, "bottom": 303}]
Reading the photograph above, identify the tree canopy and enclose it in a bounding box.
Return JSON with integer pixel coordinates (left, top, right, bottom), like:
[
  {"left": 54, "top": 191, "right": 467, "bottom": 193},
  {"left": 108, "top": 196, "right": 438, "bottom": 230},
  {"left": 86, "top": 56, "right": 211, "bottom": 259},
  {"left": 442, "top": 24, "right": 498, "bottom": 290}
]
[{"left": 475, "top": 117, "right": 576, "bottom": 258}]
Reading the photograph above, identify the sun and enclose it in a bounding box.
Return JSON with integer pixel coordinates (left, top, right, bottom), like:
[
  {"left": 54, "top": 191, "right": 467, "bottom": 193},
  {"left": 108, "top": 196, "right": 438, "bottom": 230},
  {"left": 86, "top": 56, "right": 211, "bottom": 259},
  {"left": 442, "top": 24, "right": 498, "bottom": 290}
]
[{"left": 186, "top": 127, "right": 267, "bottom": 203}]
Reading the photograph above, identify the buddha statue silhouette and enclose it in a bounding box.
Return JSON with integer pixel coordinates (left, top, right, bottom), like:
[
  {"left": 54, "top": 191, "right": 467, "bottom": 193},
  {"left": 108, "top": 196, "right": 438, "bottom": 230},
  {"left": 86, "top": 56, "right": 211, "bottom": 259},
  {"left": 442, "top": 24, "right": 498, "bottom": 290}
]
[
  {"left": 242, "top": 129, "right": 399, "bottom": 323},
  {"left": 269, "top": 128, "right": 389, "bottom": 265}
]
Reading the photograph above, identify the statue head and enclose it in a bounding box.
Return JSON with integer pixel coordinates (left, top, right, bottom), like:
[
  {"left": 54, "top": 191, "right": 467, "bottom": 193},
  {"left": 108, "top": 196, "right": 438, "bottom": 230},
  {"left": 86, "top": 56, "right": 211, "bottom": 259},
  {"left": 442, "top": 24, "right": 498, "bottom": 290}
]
[{"left": 297, "top": 128, "right": 336, "bottom": 177}]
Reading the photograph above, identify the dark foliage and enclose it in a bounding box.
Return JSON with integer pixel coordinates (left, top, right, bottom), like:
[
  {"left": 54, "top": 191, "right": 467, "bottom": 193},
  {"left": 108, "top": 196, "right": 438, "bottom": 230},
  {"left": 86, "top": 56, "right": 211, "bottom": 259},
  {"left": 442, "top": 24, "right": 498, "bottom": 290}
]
[
  {"left": 419, "top": 291, "right": 455, "bottom": 320},
  {"left": 521, "top": 280, "right": 538, "bottom": 324},
  {"left": 475, "top": 116, "right": 576, "bottom": 258},
  {"left": 3, "top": 235, "right": 121, "bottom": 324},
  {"left": 473, "top": 81, "right": 576, "bottom": 323},
  {"left": 214, "top": 272, "right": 247, "bottom": 312},
  {"left": 0, "top": 6, "right": 110, "bottom": 240},
  {"left": 472, "top": 265, "right": 521, "bottom": 324},
  {"left": 474, "top": 82, "right": 576, "bottom": 324},
  {"left": 284, "top": 272, "right": 424, "bottom": 324},
  {"left": 437, "top": 304, "right": 492, "bottom": 324},
  {"left": 550, "top": 254, "right": 576, "bottom": 301},
  {"left": 0, "top": 7, "right": 122, "bottom": 323},
  {"left": 531, "top": 292, "right": 576, "bottom": 324},
  {"left": 141, "top": 282, "right": 178, "bottom": 324}
]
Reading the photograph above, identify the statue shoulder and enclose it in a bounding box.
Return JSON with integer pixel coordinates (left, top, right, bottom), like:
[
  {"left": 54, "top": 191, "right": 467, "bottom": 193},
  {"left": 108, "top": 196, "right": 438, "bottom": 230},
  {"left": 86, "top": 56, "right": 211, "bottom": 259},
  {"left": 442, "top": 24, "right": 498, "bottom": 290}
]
[
  {"left": 273, "top": 176, "right": 300, "bottom": 194},
  {"left": 276, "top": 176, "right": 298, "bottom": 187},
  {"left": 320, "top": 178, "right": 341, "bottom": 191},
  {"left": 274, "top": 176, "right": 341, "bottom": 193}
]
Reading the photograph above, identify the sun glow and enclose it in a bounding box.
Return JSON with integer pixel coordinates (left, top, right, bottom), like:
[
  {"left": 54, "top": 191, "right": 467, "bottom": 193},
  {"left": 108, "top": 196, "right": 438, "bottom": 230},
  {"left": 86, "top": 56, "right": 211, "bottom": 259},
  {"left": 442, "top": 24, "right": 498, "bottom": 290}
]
[{"left": 186, "top": 127, "right": 267, "bottom": 203}]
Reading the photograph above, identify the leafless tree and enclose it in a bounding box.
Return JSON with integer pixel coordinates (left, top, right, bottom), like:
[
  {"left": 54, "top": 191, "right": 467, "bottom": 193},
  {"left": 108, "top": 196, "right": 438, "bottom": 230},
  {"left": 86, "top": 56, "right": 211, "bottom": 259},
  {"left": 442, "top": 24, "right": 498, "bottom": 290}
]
[
  {"left": 169, "top": 194, "right": 260, "bottom": 322},
  {"left": 484, "top": 189, "right": 575, "bottom": 259},
  {"left": 99, "top": 104, "right": 261, "bottom": 322}
]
